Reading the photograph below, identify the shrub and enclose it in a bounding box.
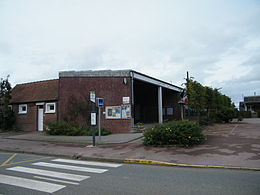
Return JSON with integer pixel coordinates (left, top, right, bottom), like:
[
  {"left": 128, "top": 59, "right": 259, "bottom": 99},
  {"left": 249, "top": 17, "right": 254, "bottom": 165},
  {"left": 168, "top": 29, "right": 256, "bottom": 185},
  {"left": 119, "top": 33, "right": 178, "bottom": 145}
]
[
  {"left": 0, "top": 108, "right": 15, "bottom": 131},
  {"left": 85, "top": 128, "right": 112, "bottom": 136},
  {"left": 46, "top": 121, "right": 112, "bottom": 136},
  {"left": 143, "top": 121, "right": 205, "bottom": 147},
  {"left": 198, "top": 116, "right": 215, "bottom": 126},
  {"left": 46, "top": 121, "right": 89, "bottom": 136},
  {"left": 239, "top": 111, "right": 251, "bottom": 118},
  {"left": 216, "top": 108, "right": 235, "bottom": 123}
]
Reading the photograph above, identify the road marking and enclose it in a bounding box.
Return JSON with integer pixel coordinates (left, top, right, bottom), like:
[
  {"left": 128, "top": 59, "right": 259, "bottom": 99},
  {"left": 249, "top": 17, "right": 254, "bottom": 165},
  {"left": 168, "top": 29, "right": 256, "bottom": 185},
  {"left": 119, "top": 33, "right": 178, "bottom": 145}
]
[
  {"left": 32, "top": 162, "right": 108, "bottom": 173},
  {"left": 7, "top": 166, "right": 89, "bottom": 181},
  {"left": 52, "top": 158, "right": 122, "bottom": 168},
  {"left": 230, "top": 124, "right": 239, "bottom": 135},
  {"left": 0, "top": 156, "right": 51, "bottom": 167},
  {"left": 34, "top": 176, "right": 80, "bottom": 185},
  {"left": 0, "top": 174, "right": 65, "bottom": 193},
  {"left": 1, "top": 153, "right": 17, "bottom": 166}
]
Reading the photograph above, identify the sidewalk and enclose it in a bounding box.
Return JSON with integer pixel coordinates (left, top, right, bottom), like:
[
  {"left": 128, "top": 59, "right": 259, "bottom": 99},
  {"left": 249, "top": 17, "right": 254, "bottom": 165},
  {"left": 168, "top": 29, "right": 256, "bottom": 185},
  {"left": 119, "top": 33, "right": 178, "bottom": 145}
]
[
  {"left": 0, "top": 120, "right": 260, "bottom": 170},
  {"left": 4, "top": 131, "right": 143, "bottom": 145}
]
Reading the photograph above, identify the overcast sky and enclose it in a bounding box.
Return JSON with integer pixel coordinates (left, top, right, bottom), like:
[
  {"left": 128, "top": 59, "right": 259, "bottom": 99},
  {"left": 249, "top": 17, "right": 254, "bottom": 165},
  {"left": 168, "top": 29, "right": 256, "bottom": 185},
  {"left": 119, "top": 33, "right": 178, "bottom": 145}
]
[{"left": 0, "top": 0, "right": 260, "bottom": 107}]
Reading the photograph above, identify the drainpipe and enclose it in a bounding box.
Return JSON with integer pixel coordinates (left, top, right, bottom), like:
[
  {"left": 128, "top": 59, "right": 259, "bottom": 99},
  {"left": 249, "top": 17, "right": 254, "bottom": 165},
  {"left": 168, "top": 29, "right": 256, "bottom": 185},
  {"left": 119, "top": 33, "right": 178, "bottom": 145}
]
[
  {"left": 158, "top": 86, "right": 163, "bottom": 124},
  {"left": 130, "top": 71, "right": 135, "bottom": 127}
]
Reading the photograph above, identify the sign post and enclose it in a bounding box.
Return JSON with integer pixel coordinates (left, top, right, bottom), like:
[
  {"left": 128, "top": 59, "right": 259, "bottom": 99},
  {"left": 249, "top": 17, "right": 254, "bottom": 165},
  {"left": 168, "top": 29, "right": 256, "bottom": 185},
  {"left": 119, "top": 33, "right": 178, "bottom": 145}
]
[
  {"left": 178, "top": 90, "right": 188, "bottom": 121},
  {"left": 90, "top": 91, "right": 96, "bottom": 146},
  {"left": 97, "top": 98, "right": 104, "bottom": 143}
]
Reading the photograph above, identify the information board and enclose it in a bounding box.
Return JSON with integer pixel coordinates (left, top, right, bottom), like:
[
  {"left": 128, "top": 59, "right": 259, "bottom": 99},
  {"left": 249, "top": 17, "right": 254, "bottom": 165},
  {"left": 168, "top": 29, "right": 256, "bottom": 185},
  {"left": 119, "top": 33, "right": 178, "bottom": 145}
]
[
  {"left": 105, "top": 106, "right": 121, "bottom": 119},
  {"left": 121, "top": 105, "right": 131, "bottom": 119}
]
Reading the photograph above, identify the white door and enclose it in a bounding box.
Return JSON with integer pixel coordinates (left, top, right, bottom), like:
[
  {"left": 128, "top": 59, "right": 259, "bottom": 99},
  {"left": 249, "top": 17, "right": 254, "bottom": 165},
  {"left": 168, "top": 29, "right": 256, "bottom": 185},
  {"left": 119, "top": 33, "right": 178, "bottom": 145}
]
[{"left": 38, "top": 108, "right": 44, "bottom": 131}]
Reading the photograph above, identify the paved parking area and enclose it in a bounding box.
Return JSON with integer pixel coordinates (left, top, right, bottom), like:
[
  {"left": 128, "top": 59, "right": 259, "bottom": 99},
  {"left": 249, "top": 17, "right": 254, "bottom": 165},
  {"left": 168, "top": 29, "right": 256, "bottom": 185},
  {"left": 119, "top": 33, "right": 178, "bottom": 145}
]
[
  {"left": 0, "top": 152, "right": 51, "bottom": 167},
  {"left": 0, "top": 119, "right": 259, "bottom": 169}
]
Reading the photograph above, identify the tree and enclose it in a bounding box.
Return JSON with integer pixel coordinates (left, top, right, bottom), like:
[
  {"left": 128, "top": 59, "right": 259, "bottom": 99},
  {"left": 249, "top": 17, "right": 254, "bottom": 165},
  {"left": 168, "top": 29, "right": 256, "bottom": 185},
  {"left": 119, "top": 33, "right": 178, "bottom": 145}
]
[
  {"left": 0, "top": 76, "right": 15, "bottom": 130},
  {"left": 184, "top": 74, "right": 236, "bottom": 123},
  {"left": 205, "top": 86, "right": 214, "bottom": 117},
  {"left": 186, "top": 79, "right": 206, "bottom": 115}
]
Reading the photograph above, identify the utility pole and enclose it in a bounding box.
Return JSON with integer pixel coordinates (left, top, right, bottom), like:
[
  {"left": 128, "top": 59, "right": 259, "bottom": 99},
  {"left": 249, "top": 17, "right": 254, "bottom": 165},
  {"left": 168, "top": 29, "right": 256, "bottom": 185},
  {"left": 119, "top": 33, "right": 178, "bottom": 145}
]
[
  {"left": 186, "top": 71, "right": 190, "bottom": 119},
  {"left": 89, "top": 91, "right": 96, "bottom": 147}
]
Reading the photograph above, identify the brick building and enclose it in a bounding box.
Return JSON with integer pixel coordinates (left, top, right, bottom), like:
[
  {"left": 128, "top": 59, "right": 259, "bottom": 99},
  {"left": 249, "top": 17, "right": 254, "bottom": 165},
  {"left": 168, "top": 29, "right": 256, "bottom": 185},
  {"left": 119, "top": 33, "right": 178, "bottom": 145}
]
[
  {"left": 239, "top": 95, "right": 260, "bottom": 118},
  {"left": 10, "top": 70, "right": 182, "bottom": 133}
]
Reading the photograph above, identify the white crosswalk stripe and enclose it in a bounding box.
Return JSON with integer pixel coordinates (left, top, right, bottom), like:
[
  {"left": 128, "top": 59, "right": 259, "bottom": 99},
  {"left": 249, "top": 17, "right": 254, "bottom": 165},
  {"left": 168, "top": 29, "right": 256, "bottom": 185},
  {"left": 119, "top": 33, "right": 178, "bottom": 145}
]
[
  {"left": 0, "top": 174, "right": 65, "bottom": 193},
  {"left": 6, "top": 166, "right": 89, "bottom": 181},
  {"left": 33, "top": 176, "right": 80, "bottom": 185},
  {"left": 32, "top": 162, "right": 108, "bottom": 173},
  {"left": 1, "top": 158, "right": 122, "bottom": 193},
  {"left": 52, "top": 158, "right": 122, "bottom": 167}
]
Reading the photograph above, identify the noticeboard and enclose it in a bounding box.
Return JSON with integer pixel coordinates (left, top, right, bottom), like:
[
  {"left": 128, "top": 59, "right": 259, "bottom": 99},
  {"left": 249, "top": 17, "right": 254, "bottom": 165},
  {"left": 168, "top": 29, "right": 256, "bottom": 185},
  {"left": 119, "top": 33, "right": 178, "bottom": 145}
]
[
  {"left": 105, "top": 106, "right": 121, "bottom": 119},
  {"left": 121, "top": 105, "right": 131, "bottom": 119}
]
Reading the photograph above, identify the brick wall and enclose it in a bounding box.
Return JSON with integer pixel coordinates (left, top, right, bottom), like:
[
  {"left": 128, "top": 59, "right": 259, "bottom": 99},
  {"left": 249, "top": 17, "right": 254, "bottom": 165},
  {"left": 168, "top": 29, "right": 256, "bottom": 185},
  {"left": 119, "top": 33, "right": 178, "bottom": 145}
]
[
  {"left": 59, "top": 77, "right": 132, "bottom": 133},
  {"left": 162, "top": 89, "right": 181, "bottom": 121},
  {"left": 13, "top": 103, "right": 37, "bottom": 131},
  {"left": 12, "top": 102, "right": 57, "bottom": 131},
  {"left": 44, "top": 104, "right": 58, "bottom": 128}
]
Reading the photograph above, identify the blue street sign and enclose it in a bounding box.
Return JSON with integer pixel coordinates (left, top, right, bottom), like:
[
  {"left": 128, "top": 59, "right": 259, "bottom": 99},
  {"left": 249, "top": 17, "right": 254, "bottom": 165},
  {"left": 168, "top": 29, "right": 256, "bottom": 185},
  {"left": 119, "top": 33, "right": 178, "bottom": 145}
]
[{"left": 97, "top": 98, "right": 104, "bottom": 107}]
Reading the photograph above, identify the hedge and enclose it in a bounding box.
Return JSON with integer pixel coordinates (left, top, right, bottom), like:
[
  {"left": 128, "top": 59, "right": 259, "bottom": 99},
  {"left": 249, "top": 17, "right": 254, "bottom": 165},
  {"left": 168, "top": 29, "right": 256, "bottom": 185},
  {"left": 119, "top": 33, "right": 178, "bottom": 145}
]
[{"left": 143, "top": 120, "right": 206, "bottom": 147}]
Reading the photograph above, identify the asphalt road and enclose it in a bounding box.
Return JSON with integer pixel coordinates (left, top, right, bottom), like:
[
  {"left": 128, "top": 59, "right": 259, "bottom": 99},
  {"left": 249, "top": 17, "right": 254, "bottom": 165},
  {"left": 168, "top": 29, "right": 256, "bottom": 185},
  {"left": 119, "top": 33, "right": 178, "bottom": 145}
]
[{"left": 0, "top": 152, "right": 260, "bottom": 195}]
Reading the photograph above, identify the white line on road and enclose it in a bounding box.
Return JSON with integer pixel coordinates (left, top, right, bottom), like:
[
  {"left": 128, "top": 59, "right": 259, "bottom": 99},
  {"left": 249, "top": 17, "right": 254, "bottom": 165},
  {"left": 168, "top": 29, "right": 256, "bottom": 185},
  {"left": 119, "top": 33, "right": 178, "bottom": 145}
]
[
  {"left": 34, "top": 176, "right": 80, "bottom": 185},
  {"left": 230, "top": 124, "right": 239, "bottom": 135},
  {"left": 32, "top": 162, "right": 108, "bottom": 173},
  {"left": 0, "top": 174, "right": 65, "bottom": 193},
  {"left": 7, "top": 166, "right": 89, "bottom": 181},
  {"left": 52, "top": 158, "right": 122, "bottom": 168}
]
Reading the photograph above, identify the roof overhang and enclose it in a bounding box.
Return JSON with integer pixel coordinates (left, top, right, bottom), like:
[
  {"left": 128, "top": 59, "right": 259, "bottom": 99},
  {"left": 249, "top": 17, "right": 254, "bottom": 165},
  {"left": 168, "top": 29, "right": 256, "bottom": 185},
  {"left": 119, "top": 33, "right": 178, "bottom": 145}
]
[
  {"left": 131, "top": 71, "right": 182, "bottom": 92},
  {"left": 59, "top": 69, "right": 183, "bottom": 92}
]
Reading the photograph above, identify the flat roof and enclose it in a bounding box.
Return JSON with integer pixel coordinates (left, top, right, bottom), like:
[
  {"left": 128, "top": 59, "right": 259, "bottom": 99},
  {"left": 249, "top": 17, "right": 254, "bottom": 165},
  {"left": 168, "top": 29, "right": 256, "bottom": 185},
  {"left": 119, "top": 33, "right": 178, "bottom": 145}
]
[{"left": 59, "top": 70, "right": 182, "bottom": 92}]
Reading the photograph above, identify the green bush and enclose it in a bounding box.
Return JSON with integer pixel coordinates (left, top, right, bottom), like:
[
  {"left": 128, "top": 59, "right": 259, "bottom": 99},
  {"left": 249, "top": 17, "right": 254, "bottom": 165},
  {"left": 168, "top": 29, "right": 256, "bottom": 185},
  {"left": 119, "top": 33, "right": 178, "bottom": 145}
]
[
  {"left": 46, "top": 121, "right": 89, "bottom": 136},
  {"left": 143, "top": 121, "right": 205, "bottom": 147},
  {"left": 216, "top": 108, "right": 235, "bottom": 123},
  {"left": 0, "top": 108, "right": 15, "bottom": 131},
  {"left": 239, "top": 111, "right": 251, "bottom": 118},
  {"left": 85, "top": 128, "right": 112, "bottom": 136},
  {"left": 46, "top": 121, "right": 112, "bottom": 136},
  {"left": 198, "top": 116, "right": 215, "bottom": 126}
]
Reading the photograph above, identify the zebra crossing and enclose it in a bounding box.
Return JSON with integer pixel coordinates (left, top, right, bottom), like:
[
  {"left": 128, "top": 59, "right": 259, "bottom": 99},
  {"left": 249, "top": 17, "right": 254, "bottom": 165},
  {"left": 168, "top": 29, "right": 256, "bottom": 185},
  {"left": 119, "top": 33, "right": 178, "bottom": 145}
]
[{"left": 0, "top": 158, "right": 122, "bottom": 193}]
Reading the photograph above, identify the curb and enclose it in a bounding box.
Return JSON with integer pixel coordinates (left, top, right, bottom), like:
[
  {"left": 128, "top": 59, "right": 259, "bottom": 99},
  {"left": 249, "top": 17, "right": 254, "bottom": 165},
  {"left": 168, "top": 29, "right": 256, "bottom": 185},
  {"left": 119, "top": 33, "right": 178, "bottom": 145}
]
[
  {"left": 124, "top": 159, "right": 260, "bottom": 171},
  {"left": 0, "top": 149, "right": 125, "bottom": 165},
  {"left": 1, "top": 149, "right": 259, "bottom": 172},
  {"left": 4, "top": 135, "right": 143, "bottom": 145}
]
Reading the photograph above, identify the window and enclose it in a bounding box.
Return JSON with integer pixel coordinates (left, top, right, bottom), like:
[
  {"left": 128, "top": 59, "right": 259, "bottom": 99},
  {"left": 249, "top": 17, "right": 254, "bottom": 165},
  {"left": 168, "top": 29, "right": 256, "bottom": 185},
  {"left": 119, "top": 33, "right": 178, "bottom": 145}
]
[
  {"left": 45, "top": 103, "right": 56, "bottom": 113},
  {"left": 18, "top": 104, "right": 27, "bottom": 114},
  {"left": 163, "top": 107, "right": 174, "bottom": 116},
  {"left": 167, "top": 108, "right": 174, "bottom": 115}
]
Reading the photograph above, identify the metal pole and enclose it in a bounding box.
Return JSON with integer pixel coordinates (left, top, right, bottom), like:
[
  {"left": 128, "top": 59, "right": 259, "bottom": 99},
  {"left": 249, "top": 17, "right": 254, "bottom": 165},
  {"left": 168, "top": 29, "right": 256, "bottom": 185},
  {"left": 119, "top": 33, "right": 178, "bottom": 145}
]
[
  {"left": 91, "top": 102, "right": 96, "bottom": 147},
  {"left": 181, "top": 104, "right": 184, "bottom": 121},
  {"left": 98, "top": 106, "right": 101, "bottom": 143},
  {"left": 186, "top": 71, "right": 190, "bottom": 120},
  {"left": 158, "top": 86, "right": 163, "bottom": 124}
]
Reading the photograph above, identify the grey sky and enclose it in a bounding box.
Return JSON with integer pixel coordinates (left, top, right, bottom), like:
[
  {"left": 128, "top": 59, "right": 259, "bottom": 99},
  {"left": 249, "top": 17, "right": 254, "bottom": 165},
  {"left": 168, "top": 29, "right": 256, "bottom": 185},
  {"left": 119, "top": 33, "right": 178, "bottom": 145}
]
[{"left": 0, "top": 0, "right": 260, "bottom": 106}]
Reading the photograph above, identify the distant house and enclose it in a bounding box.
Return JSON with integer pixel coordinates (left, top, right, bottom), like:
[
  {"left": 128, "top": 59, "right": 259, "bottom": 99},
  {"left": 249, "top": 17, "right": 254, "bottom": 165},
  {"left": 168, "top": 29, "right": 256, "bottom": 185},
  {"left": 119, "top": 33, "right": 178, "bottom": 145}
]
[
  {"left": 239, "top": 96, "right": 260, "bottom": 118},
  {"left": 10, "top": 79, "right": 59, "bottom": 131},
  {"left": 10, "top": 70, "right": 182, "bottom": 133}
]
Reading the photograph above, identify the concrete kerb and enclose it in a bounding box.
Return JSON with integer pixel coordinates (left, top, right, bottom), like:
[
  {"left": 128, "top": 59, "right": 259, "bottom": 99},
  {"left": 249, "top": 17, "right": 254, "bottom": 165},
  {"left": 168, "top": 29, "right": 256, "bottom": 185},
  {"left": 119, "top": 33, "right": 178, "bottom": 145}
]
[
  {"left": 4, "top": 135, "right": 144, "bottom": 145},
  {"left": 0, "top": 149, "right": 125, "bottom": 165},
  {"left": 124, "top": 159, "right": 260, "bottom": 171},
  {"left": 1, "top": 148, "right": 260, "bottom": 171}
]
